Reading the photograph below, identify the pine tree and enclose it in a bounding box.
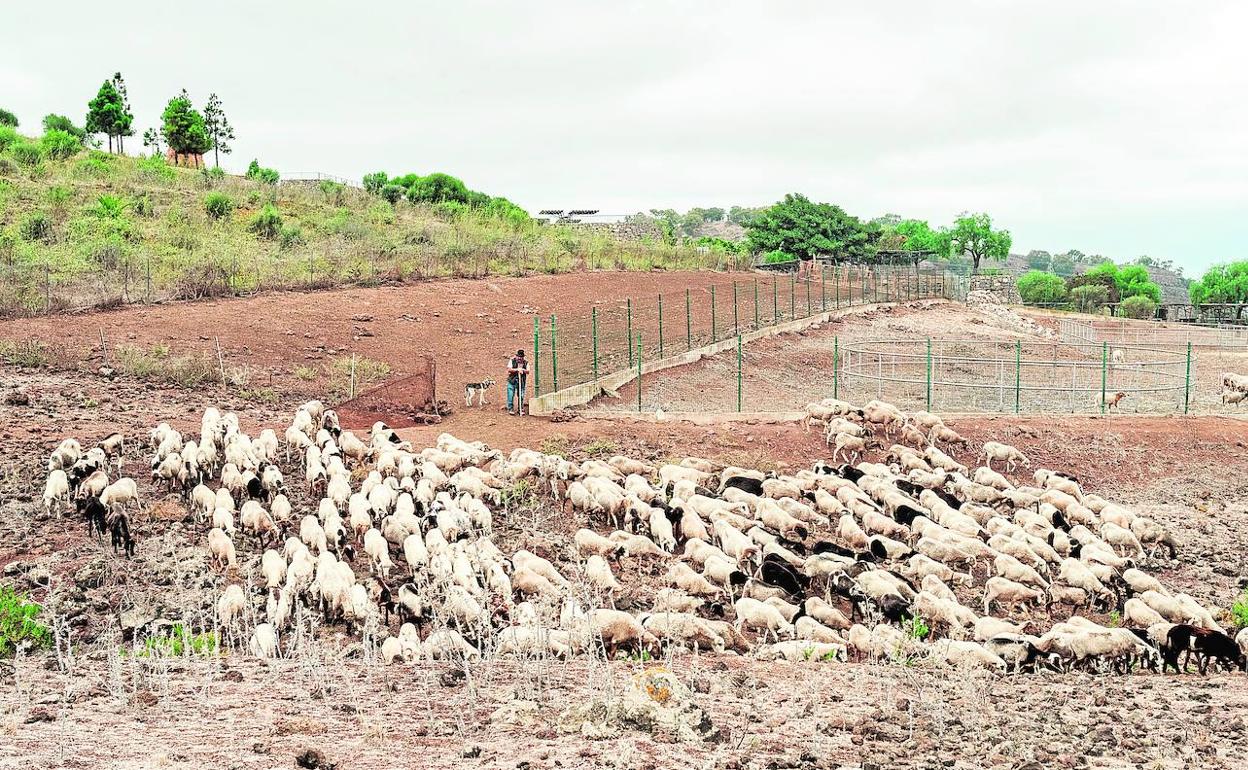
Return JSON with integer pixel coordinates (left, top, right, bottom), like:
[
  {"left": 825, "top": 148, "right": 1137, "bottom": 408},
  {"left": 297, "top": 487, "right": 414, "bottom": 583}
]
[
  {"left": 161, "top": 90, "right": 212, "bottom": 167},
  {"left": 202, "top": 93, "right": 235, "bottom": 168},
  {"left": 111, "top": 73, "right": 135, "bottom": 154},
  {"left": 85, "top": 77, "right": 122, "bottom": 152}
]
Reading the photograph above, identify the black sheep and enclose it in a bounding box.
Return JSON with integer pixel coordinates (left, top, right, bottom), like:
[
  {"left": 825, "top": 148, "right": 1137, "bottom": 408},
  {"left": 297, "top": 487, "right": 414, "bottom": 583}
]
[
  {"left": 877, "top": 594, "right": 913, "bottom": 624},
  {"left": 893, "top": 504, "right": 925, "bottom": 526},
  {"left": 811, "top": 461, "right": 836, "bottom": 476},
  {"left": 894, "top": 479, "right": 925, "bottom": 498},
  {"left": 107, "top": 511, "right": 136, "bottom": 558},
  {"left": 811, "top": 540, "right": 856, "bottom": 559},
  {"left": 76, "top": 496, "right": 108, "bottom": 539},
  {"left": 931, "top": 488, "right": 963, "bottom": 510},
  {"left": 760, "top": 555, "right": 809, "bottom": 597},
  {"left": 721, "top": 475, "right": 764, "bottom": 496},
  {"left": 836, "top": 465, "right": 866, "bottom": 483}
]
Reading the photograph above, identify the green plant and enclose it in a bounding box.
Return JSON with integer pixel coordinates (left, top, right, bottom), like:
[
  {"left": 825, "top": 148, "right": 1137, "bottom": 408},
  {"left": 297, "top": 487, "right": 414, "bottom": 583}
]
[
  {"left": 92, "top": 194, "right": 129, "bottom": 219},
  {"left": 1070, "top": 284, "right": 1109, "bottom": 313},
  {"left": 42, "top": 114, "right": 87, "bottom": 141},
  {"left": 0, "top": 125, "right": 19, "bottom": 152},
  {"left": 1108, "top": 610, "right": 1122, "bottom": 627},
  {"left": 136, "top": 153, "right": 175, "bottom": 181},
  {"left": 1190, "top": 261, "right": 1248, "bottom": 305},
  {"left": 319, "top": 179, "right": 347, "bottom": 204},
  {"left": 746, "top": 194, "right": 872, "bottom": 262},
  {"left": 86, "top": 73, "right": 135, "bottom": 153},
  {"left": 246, "top": 159, "right": 280, "bottom": 185},
  {"left": 249, "top": 203, "right": 283, "bottom": 239},
  {"left": 45, "top": 185, "right": 72, "bottom": 209},
  {"left": 294, "top": 365, "right": 318, "bottom": 381},
  {"left": 1016, "top": 270, "right": 1068, "bottom": 304},
  {"left": 279, "top": 223, "right": 304, "bottom": 249},
  {"left": 582, "top": 438, "right": 618, "bottom": 458},
  {"left": 0, "top": 586, "right": 51, "bottom": 657},
  {"left": 203, "top": 191, "right": 234, "bottom": 220},
  {"left": 115, "top": 345, "right": 216, "bottom": 387},
  {"left": 0, "top": 339, "right": 52, "bottom": 367},
  {"left": 40, "top": 129, "right": 82, "bottom": 161},
  {"left": 0, "top": 107, "right": 17, "bottom": 128},
  {"left": 239, "top": 386, "right": 279, "bottom": 404},
  {"left": 1120, "top": 295, "right": 1157, "bottom": 320},
  {"left": 201, "top": 93, "right": 235, "bottom": 168},
  {"left": 19, "top": 212, "right": 53, "bottom": 242},
  {"left": 199, "top": 165, "right": 226, "bottom": 186},
  {"left": 380, "top": 183, "right": 405, "bottom": 205},
  {"left": 9, "top": 140, "right": 43, "bottom": 167},
  {"left": 540, "top": 434, "right": 569, "bottom": 456},
  {"left": 903, "top": 616, "right": 930, "bottom": 641},
  {"left": 161, "top": 90, "right": 211, "bottom": 156},
  {"left": 132, "top": 623, "right": 219, "bottom": 657},
  {"left": 363, "top": 171, "right": 388, "bottom": 194},
  {"left": 132, "top": 192, "right": 154, "bottom": 217},
  {"left": 762, "top": 249, "right": 793, "bottom": 264},
  {"left": 1231, "top": 590, "right": 1248, "bottom": 631}
]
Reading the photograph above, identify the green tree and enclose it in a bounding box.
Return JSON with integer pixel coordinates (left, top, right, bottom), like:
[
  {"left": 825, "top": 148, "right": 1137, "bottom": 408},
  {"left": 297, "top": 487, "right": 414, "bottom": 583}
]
[
  {"left": 745, "top": 194, "right": 871, "bottom": 262},
  {"left": 246, "top": 159, "right": 280, "bottom": 184},
  {"left": 1016, "top": 270, "right": 1068, "bottom": 304},
  {"left": 1116, "top": 264, "right": 1162, "bottom": 302},
  {"left": 363, "top": 171, "right": 388, "bottom": 195},
  {"left": 85, "top": 76, "right": 124, "bottom": 152},
  {"left": 201, "top": 93, "right": 235, "bottom": 168},
  {"left": 1189, "top": 261, "right": 1248, "bottom": 305},
  {"left": 42, "top": 114, "right": 86, "bottom": 142},
  {"left": 1026, "top": 250, "right": 1052, "bottom": 271},
  {"left": 0, "top": 107, "right": 17, "bottom": 127},
  {"left": 1070, "top": 284, "right": 1108, "bottom": 313},
  {"left": 161, "top": 90, "right": 212, "bottom": 165},
  {"left": 1051, "top": 252, "right": 1075, "bottom": 277},
  {"left": 728, "top": 205, "right": 764, "bottom": 226},
  {"left": 112, "top": 73, "right": 135, "bottom": 153},
  {"left": 380, "top": 183, "right": 405, "bottom": 204},
  {"left": 404, "top": 172, "right": 469, "bottom": 204},
  {"left": 948, "top": 212, "right": 1011, "bottom": 273},
  {"left": 142, "top": 127, "right": 163, "bottom": 155},
  {"left": 892, "top": 219, "right": 951, "bottom": 259},
  {"left": 1120, "top": 295, "right": 1157, "bottom": 319}
]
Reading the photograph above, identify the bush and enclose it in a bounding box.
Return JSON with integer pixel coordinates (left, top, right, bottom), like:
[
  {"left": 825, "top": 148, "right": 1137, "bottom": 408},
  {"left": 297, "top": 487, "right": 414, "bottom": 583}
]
[
  {"left": 40, "top": 129, "right": 81, "bottom": 161},
  {"left": 199, "top": 165, "right": 226, "bottom": 187},
  {"left": 136, "top": 154, "right": 176, "bottom": 182},
  {"left": 380, "top": 184, "right": 405, "bottom": 205},
  {"left": 42, "top": 114, "right": 86, "bottom": 140},
  {"left": 19, "top": 212, "right": 52, "bottom": 242},
  {"left": 249, "top": 203, "right": 282, "bottom": 239},
  {"left": 0, "top": 586, "right": 51, "bottom": 657},
  {"left": 0, "top": 108, "right": 17, "bottom": 127},
  {"left": 319, "top": 179, "right": 346, "bottom": 205},
  {"left": 362, "top": 171, "right": 387, "bottom": 194},
  {"left": 246, "top": 159, "right": 280, "bottom": 185},
  {"left": 203, "top": 191, "right": 234, "bottom": 220},
  {"left": 1232, "top": 590, "right": 1248, "bottom": 631},
  {"left": 8, "top": 140, "right": 43, "bottom": 167},
  {"left": 74, "top": 153, "right": 111, "bottom": 178},
  {"left": 0, "top": 125, "right": 18, "bottom": 152},
  {"left": 1016, "top": 270, "right": 1068, "bottom": 304},
  {"left": 1070, "top": 284, "right": 1109, "bottom": 313},
  {"left": 762, "top": 249, "right": 793, "bottom": 264},
  {"left": 278, "top": 223, "right": 304, "bottom": 249},
  {"left": 1120, "top": 295, "right": 1157, "bottom": 319}
]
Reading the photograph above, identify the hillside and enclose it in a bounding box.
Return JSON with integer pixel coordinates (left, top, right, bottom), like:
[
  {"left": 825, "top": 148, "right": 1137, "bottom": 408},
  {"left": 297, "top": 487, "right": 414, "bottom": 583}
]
[{"left": 0, "top": 145, "right": 729, "bottom": 316}]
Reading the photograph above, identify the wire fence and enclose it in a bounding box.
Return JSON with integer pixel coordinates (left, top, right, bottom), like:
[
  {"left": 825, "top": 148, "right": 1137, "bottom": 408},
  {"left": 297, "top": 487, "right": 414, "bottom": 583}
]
[
  {"left": 1059, "top": 317, "right": 1248, "bottom": 350},
  {"left": 529, "top": 263, "right": 966, "bottom": 397}
]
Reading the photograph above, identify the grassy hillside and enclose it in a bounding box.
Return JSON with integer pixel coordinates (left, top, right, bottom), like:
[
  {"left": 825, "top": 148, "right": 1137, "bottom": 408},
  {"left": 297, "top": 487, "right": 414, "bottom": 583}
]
[{"left": 0, "top": 142, "right": 735, "bottom": 316}]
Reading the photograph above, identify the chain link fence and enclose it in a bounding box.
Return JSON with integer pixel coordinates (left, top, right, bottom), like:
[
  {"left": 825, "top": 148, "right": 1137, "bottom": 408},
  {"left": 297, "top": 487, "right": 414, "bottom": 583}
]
[{"left": 1059, "top": 317, "right": 1248, "bottom": 349}]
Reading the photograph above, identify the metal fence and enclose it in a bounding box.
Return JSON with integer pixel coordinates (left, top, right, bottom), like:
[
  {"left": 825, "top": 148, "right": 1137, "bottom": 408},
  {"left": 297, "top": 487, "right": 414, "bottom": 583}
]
[
  {"left": 1059, "top": 317, "right": 1248, "bottom": 349},
  {"left": 530, "top": 263, "right": 965, "bottom": 398},
  {"left": 838, "top": 338, "right": 1193, "bottom": 414}
]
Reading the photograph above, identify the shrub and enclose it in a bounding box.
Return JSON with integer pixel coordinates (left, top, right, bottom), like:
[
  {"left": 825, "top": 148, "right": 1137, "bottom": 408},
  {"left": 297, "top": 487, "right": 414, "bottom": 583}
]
[
  {"left": 115, "top": 345, "right": 217, "bottom": 387},
  {"left": 762, "top": 249, "right": 793, "bottom": 264},
  {"left": 1120, "top": 295, "right": 1157, "bottom": 319},
  {"left": 0, "top": 586, "right": 51, "bottom": 657},
  {"left": 319, "top": 179, "right": 346, "bottom": 205},
  {"left": 582, "top": 438, "right": 617, "bottom": 458},
  {"left": 199, "top": 165, "right": 226, "bottom": 186},
  {"left": 136, "top": 154, "right": 176, "bottom": 182},
  {"left": 279, "top": 223, "right": 304, "bottom": 249},
  {"left": 132, "top": 623, "right": 219, "bottom": 657},
  {"left": 1016, "top": 270, "right": 1068, "bottom": 304},
  {"left": 1232, "top": 590, "right": 1248, "bottom": 631},
  {"left": 19, "top": 212, "right": 53, "bottom": 242},
  {"left": 1070, "top": 284, "right": 1108, "bottom": 313},
  {"left": 0, "top": 125, "right": 19, "bottom": 152},
  {"left": 8, "top": 140, "right": 43, "bottom": 167},
  {"left": 1067, "top": 272, "right": 1119, "bottom": 302},
  {"left": 249, "top": 203, "right": 282, "bottom": 239},
  {"left": 246, "top": 159, "right": 280, "bottom": 185},
  {"left": 93, "top": 194, "right": 129, "bottom": 219},
  {"left": 363, "top": 171, "right": 388, "bottom": 194},
  {"left": 40, "top": 129, "right": 82, "bottom": 161},
  {"left": 42, "top": 114, "right": 86, "bottom": 140},
  {"left": 0, "top": 108, "right": 17, "bottom": 128},
  {"left": 45, "top": 185, "right": 72, "bottom": 209},
  {"left": 203, "top": 191, "right": 234, "bottom": 220},
  {"left": 74, "top": 153, "right": 111, "bottom": 178},
  {"left": 380, "top": 184, "right": 405, "bottom": 205},
  {"left": 132, "top": 192, "right": 154, "bottom": 217}
]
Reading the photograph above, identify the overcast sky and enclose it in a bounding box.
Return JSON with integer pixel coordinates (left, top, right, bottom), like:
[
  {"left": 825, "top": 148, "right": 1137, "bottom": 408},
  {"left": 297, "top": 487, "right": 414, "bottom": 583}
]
[{"left": 4, "top": 1, "right": 1245, "bottom": 274}]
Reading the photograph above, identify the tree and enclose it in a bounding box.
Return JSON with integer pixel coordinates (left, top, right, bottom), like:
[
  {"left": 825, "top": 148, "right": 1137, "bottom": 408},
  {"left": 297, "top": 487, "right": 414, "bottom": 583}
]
[
  {"left": 85, "top": 77, "right": 124, "bottom": 152},
  {"left": 161, "top": 90, "right": 212, "bottom": 165},
  {"left": 947, "top": 212, "right": 1011, "bottom": 273},
  {"left": 1120, "top": 295, "right": 1157, "bottom": 319},
  {"left": 727, "top": 205, "right": 764, "bottom": 226},
  {"left": 1083, "top": 261, "right": 1162, "bottom": 303},
  {"left": 745, "top": 194, "right": 872, "bottom": 262},
  {"left": 111, "top": 73, "right": 134, "bottom": 153},
  {"left": 404, "top": 172, "right": 469, "bottom": 204},
  {"left": 1188, "top": 261, "right": 1248, "bottom": 305},
  {"left": 142, "top": 127, "right": 163, "bottom": 155},
  {"left": 0, "top": 107, "right": 17, "bottom": 127},
  {"left": 1025, "top": 250, "right": 1052, "bottom": 271},
  {"left": 363, "top": 171, "right": 388, "bottom": 195},
  {"left": 1051, "top": 253, "right": 1075, "bottom": 277},
  {"left": 892, "top": 219, "right": 951, "bottom": 259},
  {"left": 42, "top": 114, "right": 87, "bottom": 142},
  {"left": 201, "top": 93, "right": 235, "bottom": 168},
  {"left": 1016, "top": 271, "right": 1068, "bottom": 304}
]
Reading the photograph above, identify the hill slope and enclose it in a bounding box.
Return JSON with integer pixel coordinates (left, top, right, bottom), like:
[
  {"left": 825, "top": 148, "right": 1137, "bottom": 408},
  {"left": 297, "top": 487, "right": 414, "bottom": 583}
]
[{"left": 0, "top": 147, "right": 727, "bottom": 316}]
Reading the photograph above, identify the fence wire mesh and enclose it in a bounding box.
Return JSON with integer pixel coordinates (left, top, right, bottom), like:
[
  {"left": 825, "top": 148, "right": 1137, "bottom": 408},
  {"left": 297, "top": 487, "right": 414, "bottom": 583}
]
[{"left": 1059, "top": 317, "right": 1248, "bottom": 349}]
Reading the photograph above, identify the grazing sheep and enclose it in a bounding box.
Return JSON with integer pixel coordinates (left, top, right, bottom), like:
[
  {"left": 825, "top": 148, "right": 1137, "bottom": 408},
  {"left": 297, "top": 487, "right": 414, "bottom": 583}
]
[
  {"left": 983, "top": 441, "right": 1029, "bottom": 472},
  {"left": 216, "top": 584, "right": 247, "bottom": 628},
  {"left": 733, "top": 597, "right": 795, "bottom": 642},
  {"left": 248, "top": 623, "right": 279, "bottom": 659},
  {"left": 208, "top": 527, "right": 237, "bottom": 569},
  {"left": 43, "top": 470, "right": 70, "bottom": 517},
  {"left": 588, "top": 609, "right": 659, "bottom": 657},
  {"left": 1104, "top": 391, "right": 1127, "bottom": 411},
  {"left": 983, "top": 577, "right": 1044, "bottom": 615},
  {"left": 99, "top": 478, "right": 140, "bottom": 515},
  {"left": 928, "top": 639, "right": 1007, "bottom": 671},
  {"left": 585, "top": 555, "right": 622, "bottom": 598}
]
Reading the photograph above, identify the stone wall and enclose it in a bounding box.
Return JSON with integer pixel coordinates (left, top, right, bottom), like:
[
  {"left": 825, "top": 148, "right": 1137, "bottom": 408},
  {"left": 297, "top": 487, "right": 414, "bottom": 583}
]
[
  {"left": 968, "top": 274, "right": 1019, "bottom": 303},
  {"left": 563, "top": 221, "right": 663, "bottom": 242}
]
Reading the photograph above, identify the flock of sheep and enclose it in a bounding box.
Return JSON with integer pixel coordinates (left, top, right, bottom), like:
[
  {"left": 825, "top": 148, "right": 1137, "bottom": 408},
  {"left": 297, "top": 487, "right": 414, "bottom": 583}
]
[
  {"left": 39, "top": 396, "right": 1248, "bottom": 675},
  {"left": 1222, "top": 372, "right": 1248, "bottom": 406}
]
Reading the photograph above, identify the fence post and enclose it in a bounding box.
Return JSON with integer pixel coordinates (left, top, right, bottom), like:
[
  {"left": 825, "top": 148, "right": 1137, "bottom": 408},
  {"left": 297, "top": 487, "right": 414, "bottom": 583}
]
[
  {"left": 737, "top": 334, "right": 743, "bottom": 412},
  {"left": 733, "top": 282, "right": 739, "bottom": 335},
  {"left": 658, "top": 294, "right": 664, "bottom": 358},
  {"left": 146, "top": 257, "right": 152, "bottom": 302},
  {"left": 835, "top": 265, "right": 841, "bottom": 308},
  {"left": 591, "top": 307, "right": 599, "bottom": 381},
  {"left": 833, "top": 336, "right": 839, "bottom": 400},
  {"left": 821, "top": 266, "right": 827, "bottom": 311},
  {"left": 790, "top": 273, "right": 796, "bottom": 320},
  {"left": 685, "top": 289, "right": 692, "bottom": 350},
  {"left": 805, "top": 272, "right": 812, "bottom": 316},
  {"left": 926, "top": 337, "right": 932, "bottom": 411},
  {"left": 772, "top": 278, "right": 779, "bottom": 322},
  {"left": 1100, "top": 341, "right": 1107, "bottom": 414},
  {"left": 626, "top": 298, "right": 633, "bottom": 367},
  {"left": 753, "top": 280, "right": 759, "bottom": 329},
  {"left": 551, "top": 314, "right": 559, "bottom": 392},
  {"left": 533, "top": 317, "right": 541, "bottom": 396},
  {"left": 636, "top": 333, "right": 643, "bottom": 413},
  {"left": 1014, "top": 340, "right": 1021, "bottom": 414},
  {"left": 711, "top": 285, "right": 717, "bottom": 341},
  {"left": 1184, "top": 341, "right": 1192, "bottom": 414}
]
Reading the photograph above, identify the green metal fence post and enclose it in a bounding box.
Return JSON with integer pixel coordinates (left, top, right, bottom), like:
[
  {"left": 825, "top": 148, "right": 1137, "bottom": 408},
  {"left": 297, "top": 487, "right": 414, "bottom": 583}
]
[
  {"left": 926, "top": 337, "right": 932, "bottom": 411},
  {"left": 733, "top": 282, "right": 739, "bottom": 335},
  {"left": 550, "top": 314, "right": 558, "bottom": 392},
  {"left": 736, "top": 334, "right": 743, "bottom": 412},
  {"left": 833, "top": 336, "right": 839, "bottom": 400},
  {"left": 658, "top": 294, "right": 664, "bottom": 358},
  {"left": 533, "top": 316, "right": 541, "bottom": 396},
  {"left": 1184, "top": 341, "right": 1192, "bottom": 414},
  {"left": 835, "top": 265, "right": 841, "bottom": 308},
  {"left": 1100, "top": 341, "right": 1107, "bottom": 414},
  {"left": 637, "top": 333, "right": 643, "bottom": 413},
  {"left": 1014, "top": 339, "right": 1021, "bottom": 414},
  {"left": 591, "top": 307, "right": 599, "bottom": 381},
  {"left": 821, "top": 266, "right": 827, "bottom": 311},
  {"left": 711, "top": 285, "right": 717, "bottom": 341},
  {"left": 626, "top": 298, "right": 633, "bottom": 367},
  {"left": 685, "top": 288, "right": 692, "bottom": 350},
  {"left": 753, "top": 279, "right": 759, "bottom": 329}
]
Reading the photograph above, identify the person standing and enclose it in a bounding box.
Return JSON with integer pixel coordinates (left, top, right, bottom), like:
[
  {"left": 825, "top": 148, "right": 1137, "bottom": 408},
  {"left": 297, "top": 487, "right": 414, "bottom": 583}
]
[{"left": 506, "top": 349, "right": 529, "bottom": 415}]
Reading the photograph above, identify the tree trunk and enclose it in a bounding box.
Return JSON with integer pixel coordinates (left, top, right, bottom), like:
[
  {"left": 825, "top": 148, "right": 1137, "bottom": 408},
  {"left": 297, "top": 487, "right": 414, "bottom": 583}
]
[
  {"left": 971, "top": 253, "right": 981, "bottom": 274},
  {"left": 108, "top": 135, "right": 113, "bottom": 153},
  {"left": 213, "top": 144, "right": 220, "bottom": 168}
]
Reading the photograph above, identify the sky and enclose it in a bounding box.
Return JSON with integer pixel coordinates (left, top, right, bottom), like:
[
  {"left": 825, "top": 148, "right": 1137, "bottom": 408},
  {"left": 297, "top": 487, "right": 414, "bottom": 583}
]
[{"left": 3, "top": 1, "right": 1245, "bottom": 275}]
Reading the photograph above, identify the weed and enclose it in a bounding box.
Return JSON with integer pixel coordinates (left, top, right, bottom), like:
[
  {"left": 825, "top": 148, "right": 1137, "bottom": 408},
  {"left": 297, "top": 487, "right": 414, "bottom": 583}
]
[
  {"left": 294, "top": 365, "right": 318, "bottom": 381},
  {"left": 1232, "top": 590, "right": 1248, "bottom": 631},
  {"left": 0, "top": 339, "right": 51, "bottom": 367},
  {"left": 326, "top": 355, "right": 390, "bottom": 397},
  {"left": 204, "top": 191, "right": 234, "bottom": 220},
  {"left": 135, "top": 154, "right": 175, "bottom": 182},
  {"left": 115, "top": 345, "right": 217, "bottom": 387},
  {"left": 0, "top": 586, "right": 51, "bottom": 657},
  {"left": 129, "top": 623, "right": 219, "bottom": 657},
  {"left": 1108, "top": 610, "right": 1122, "bottom": 627},
  {"left": 249, "top": 203, "right": 282, "bottom": 239},
  {"left": 540, "top": 434, "right": 569, "bottom": 456},
  {"left": 582, "top": 438, "right": 617, "bottom": 458},
  {"left": 904, "top": 616, "right": 931, "bottom": 641},
  {"left": 239, "top": 386, "right": 279, "bottom": 404}
]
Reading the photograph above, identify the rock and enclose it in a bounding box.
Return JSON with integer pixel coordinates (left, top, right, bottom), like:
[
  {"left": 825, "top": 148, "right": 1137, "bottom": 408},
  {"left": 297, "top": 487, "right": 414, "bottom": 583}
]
[
  {"left": 74, "top": 559, "right": 107, "bottom": 588},
  {"left": 24, "top": 707, "right": 56, "bottom": 723},
  {"left": 119, "top": 606, "right": 156, "bottom": 632},
  {"left": 295, "top": 748, "right": 335, "bottom": 769},
  {"left": 3, "top": 390, "right": 30, "bottom": 406},
  {"left": 490, "top": 699, "right": 542, "bottom": 726},
  {"left": 461, "top": 746, "right": 482, "bottom": 759},
  {"left": 3, "top": 561, "right": 26, "bottom": 576},
  {"left": 557, "top": 668, "right": 717, "bottom": 743},
  {"left": 24, "top": 567, "right": 52, "bottom": 589}
]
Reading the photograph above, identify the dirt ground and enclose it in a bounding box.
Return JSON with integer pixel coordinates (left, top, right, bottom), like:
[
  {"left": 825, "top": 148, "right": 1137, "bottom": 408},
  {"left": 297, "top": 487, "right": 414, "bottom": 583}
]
[{"left": 2, "top": 285, "right": 1248, "bottom": 769}]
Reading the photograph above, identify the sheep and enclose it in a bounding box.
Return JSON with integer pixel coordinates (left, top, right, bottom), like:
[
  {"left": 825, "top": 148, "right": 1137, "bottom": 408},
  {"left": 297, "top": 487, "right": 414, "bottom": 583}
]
[
  {"left": 667, "top": 562, "right": 726, "bottom": 597},
  {"left": 973, "top": 616, "right": 1025, "bottom": 643},
  {"left": 363, "top": 528, "right": 394, "bottom": 576},
  {"left": 923, "top": 446, "right": 967, "bottom": 474},
  {"left": 43, "top": 470, "right": 70, "bottom": 517},
  {"left": 973, "top": 466, "right": 1013, "bottom": 492},
  {"left": 248, "top": 623, "right": 278, "bottom": 659},
  {"left": 802, "top": 598, "right": 851, "bottom": 630},
  {"left": 928, "top": 425, "right": 967, "bottom": 448},
  {"left": 832, "top": 433, "right": 868, "bottom": 463},
  {"left": 585, "top": 555, "right": 622, "bottom": 598},
  {"left": 99, "top": 477, "right": 140, "bottom": 515},
  {"left": 1123, "top": 597, "right": 1167, "bottom": 627},
  {"left": 993, "top": 553, "right": 1049, "bottom": 589},
  {"left": 983, "top": 576, "right": 1044, "bottom": 615},
  {"left": 900, "top": 554, "right": 971, "bottom": 587},
  {"left": 514, "top": 550, "right": 569, "bottom": 588},
  {"left": 701, "top": 555, "right": 750, "bottom": 591},
  {"left": 1129, "top": 516, "right": 1177, "bottom": 559},
  {"left": 575, "top": 528, "right": 623, "bottom": 559},
  {"left": 733, "top": 597, "right": 795, "bottom": 642},
  {"left": 658, "top": 464, "right": 711, "bottom": 495},
  {"left": 1100, "top": 521, "right": 1145, "bottom": 558},
  {"left": 757, "top": 641, "right": 845, "bottom": 662},
  {"left": 1058, "top": 558, "right": 1114, "bottom": 608},
  {"left": 647, "top": 507, "right": 678, "bottom": 553},
  {"left": 1104, "top": 391, "right": 1127, "bottom": 411},
  {"left": 927, "top": 639, "right": 1006, "bottom": 671},
  {"left": 982, "top": 441, "right": 1029, "bottom": 472},
  {"left": 208, "top": 528, "right": 236, "bottom": 569},
  {"left": 300, "top": 515, "right": 329, "bottom": 555},
  {"left": 640, "top": 612, "right": 726, "bottom": 653},
  {"left": 588, "top": 609, "right": 659, "bottom": 657},
  {"left": 216, "top": 584, "right": 247, "bottom": 628},
  {"left": 863, "top": 400, "right": 906, "bottom": 436},
  {"left": 48, "top": 438, "right": 82, "bottom": 472}
]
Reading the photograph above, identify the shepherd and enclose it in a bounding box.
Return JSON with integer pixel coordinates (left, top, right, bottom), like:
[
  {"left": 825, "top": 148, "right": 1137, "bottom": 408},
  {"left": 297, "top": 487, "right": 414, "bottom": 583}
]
[{"left": 507, "top": 349, "right": 529, "bottom": 416}]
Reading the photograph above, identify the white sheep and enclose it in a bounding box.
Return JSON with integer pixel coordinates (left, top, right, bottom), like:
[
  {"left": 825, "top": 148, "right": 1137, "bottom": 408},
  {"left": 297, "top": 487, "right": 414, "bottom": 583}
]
[
  {"left": 43, "top": 470, "right": 70, "bottom": 517},
  {"left": 733, "top": 597, "right": 795, "bottom": 642},
  {"left": 208, "top": 527, "right": 237, "bottom": 569},
  {"left": 983, "top": 441, "right": 1029, "bottom": 472},
  {"left": 248, "top": 622, "right": 278, "bottom": 659}
]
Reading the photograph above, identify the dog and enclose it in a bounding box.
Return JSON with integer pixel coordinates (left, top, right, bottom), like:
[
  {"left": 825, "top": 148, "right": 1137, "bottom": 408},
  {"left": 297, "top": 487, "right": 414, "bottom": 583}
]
[{"left": 464, "top": 379, "right": 496, "bottom": 407}]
